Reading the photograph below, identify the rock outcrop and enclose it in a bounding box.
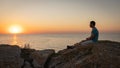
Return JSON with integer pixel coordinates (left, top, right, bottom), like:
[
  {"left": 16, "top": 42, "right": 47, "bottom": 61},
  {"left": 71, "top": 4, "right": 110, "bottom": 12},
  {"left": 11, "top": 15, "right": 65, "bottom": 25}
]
[
  {"left": 21, "top": 48, "right": 55, "bottom": 68},
  {"left": 48, "top": 41, "right": 120, "bottom": 68},
  {"left": 0, "top": 40, "right": 120, "bottom": 68},
  {"left": 30, "top": 49, "right": 55, "bottom": 68},
  {"left": 0, "top": 44, "right": 23, "bottom": 68}
]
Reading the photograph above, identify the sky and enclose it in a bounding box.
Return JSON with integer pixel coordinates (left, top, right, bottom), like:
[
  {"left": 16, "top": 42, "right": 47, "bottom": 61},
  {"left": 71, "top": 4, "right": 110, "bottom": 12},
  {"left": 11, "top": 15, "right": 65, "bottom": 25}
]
[{"left": 0, "top": 0, "right": 120, "bottom": 34}]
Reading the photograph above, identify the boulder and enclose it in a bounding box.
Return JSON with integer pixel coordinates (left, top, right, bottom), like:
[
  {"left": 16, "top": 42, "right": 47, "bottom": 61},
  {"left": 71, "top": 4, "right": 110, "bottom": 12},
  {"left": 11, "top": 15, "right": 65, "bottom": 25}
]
[
  {"left": 23, "top": 62, "right": 32, "bottom": 68},
  {"left": 0, "top": 44, "right": 24, "bottom": 68},
  {"left": 30, "top": 49, "right": 55, "bottom": 68},
  {"left": 48, "top": 41, "right": 120, "bottom": 68},
  {"left": 0, "top": 41, "right": 120, "bottom": 68}
]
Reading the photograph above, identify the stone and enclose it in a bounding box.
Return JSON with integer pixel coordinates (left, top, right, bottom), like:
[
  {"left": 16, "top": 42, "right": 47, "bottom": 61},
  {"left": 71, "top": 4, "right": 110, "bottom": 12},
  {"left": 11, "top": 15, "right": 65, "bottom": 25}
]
[
  {"left": 0, "top": 40, "right": 120, "bottom": 68},
  {"left": 0, "top": 45, "right": 24, "bottom": 68},
  {"left": 48, "top": 41, "right": 120, "bottom": 68},
  {"left": 30, "top": 49, "right": 55, "bottom": 68}
]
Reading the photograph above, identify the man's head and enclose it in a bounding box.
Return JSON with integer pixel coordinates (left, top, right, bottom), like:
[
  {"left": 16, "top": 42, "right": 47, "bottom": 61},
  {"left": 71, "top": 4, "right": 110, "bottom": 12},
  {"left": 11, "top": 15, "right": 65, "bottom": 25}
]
[{"left": 90, "top": 21, "right": 96, "bottom": 28}]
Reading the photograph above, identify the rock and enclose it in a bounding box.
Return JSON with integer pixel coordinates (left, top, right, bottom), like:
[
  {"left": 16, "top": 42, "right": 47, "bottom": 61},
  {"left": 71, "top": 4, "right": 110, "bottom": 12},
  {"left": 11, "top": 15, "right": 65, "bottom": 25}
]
[
  {"left": 48, "top": 41, "right": 120, "bottom": 68},
  {"left": 21, "top": 48, "right": 35, "bottom": 68},
  {"left": 30, "top": 49, "right": 55, "bottom": 68},
  {"left": 0, "top": 44, "right": 24, "bottom": 68},
  {"left": 23, "top": 61, "right": 32, "bottom": 68},
  {"left": 0, "top": 40, "right": 120, "bottom": 68}
]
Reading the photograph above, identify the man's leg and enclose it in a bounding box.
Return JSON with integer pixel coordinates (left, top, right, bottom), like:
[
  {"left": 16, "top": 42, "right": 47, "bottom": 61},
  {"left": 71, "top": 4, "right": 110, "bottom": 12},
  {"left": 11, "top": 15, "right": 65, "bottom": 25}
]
[{"left": 81, "top": 40, "right": 93, "bottom": 45}]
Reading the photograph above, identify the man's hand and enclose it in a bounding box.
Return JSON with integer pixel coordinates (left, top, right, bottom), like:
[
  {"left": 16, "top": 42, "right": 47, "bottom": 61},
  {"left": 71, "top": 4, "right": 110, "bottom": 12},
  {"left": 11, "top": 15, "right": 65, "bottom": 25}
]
[
  {"left": 86, "top": 37, "right": 91, "bottom": 40},
  {"left": 86, "top": 33, "right": 95, "bottom": 40}
]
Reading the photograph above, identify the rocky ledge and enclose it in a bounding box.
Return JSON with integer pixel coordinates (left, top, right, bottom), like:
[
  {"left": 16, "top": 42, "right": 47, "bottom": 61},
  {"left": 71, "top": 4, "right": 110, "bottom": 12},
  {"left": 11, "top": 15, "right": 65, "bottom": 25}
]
[{"left": 0, "top": 40, "right": 120, "bottom": 68}]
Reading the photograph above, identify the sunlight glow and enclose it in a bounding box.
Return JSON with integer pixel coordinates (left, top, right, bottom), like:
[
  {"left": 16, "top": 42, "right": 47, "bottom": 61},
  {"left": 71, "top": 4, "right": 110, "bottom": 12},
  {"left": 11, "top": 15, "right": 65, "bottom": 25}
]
[{"left": 9, "top": 25, "right": 23, "bottom": 34}]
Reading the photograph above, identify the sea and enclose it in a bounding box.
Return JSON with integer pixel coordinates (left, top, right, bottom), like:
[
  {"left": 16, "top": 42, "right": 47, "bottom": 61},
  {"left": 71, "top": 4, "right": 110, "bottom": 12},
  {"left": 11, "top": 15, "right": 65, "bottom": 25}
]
[{"left": 0, "top": 33, "right": 120, "bottom": 52}]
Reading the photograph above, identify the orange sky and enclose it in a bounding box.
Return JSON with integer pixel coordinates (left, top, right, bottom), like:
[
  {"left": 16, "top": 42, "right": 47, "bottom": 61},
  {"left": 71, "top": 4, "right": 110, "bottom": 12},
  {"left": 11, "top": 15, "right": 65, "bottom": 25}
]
[{"left": 0, "top": 0, "right": 120, "bottom": 34}]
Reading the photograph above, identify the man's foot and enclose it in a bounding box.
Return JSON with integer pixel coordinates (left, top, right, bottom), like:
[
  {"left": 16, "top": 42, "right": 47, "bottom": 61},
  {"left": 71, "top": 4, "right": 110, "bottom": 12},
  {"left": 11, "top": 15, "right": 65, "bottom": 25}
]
[{"left": 67, "top": 46, "right": 74, "bottom": 49}]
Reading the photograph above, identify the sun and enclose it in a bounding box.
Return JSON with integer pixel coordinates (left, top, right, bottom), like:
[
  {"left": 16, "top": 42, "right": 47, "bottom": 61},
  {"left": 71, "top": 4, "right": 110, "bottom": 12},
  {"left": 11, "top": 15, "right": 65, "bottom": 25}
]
[{"left": 9, "top": 25, "right": 23, "bottom": 34}]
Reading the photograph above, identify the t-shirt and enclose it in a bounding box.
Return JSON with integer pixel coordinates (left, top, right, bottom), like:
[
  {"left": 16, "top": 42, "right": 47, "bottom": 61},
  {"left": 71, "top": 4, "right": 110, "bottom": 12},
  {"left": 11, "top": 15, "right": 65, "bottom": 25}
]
[{"left": 91, "top": 27, "right": 99, "bottom": 42}]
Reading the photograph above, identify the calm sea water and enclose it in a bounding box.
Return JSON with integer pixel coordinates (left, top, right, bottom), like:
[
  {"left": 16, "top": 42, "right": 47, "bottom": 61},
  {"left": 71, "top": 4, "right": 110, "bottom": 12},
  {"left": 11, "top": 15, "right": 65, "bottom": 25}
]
[{"left": 0, "top": 33, "right": 120, "bottom": 51}]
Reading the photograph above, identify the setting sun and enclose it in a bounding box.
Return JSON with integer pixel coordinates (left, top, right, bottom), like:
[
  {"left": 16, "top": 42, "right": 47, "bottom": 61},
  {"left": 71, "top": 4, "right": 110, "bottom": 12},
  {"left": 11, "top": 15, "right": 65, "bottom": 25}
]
[{"left": 9, "top": 25, "right": 23, "bottom": 34}]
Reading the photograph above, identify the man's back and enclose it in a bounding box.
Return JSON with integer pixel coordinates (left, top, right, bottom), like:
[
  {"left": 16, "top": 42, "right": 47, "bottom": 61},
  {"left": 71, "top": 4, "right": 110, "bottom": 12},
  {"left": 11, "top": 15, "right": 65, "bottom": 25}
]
[{"left": 92, "top": 27, "right": 99, "bottom": 42}]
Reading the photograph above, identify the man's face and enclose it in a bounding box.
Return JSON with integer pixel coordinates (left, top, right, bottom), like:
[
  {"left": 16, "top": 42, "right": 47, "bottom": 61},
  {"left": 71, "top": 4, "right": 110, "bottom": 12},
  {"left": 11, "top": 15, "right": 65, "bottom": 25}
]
[{"left": 90, "top": 23, "right": 93, "bottom": 28}]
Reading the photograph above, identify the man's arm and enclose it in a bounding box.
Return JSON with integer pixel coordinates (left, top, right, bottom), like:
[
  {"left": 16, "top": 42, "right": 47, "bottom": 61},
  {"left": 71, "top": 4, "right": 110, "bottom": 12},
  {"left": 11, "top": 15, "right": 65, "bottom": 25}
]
[
  {"left": 81, "top": 33, "right": 95, "bottom": 43},
  {"left": 86, "top": 33, "right": 95, "bottom": 40}
]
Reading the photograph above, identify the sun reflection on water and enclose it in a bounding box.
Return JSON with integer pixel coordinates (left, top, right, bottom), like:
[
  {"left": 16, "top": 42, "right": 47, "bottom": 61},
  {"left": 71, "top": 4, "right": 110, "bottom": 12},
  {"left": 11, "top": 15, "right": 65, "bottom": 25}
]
[
  {"left": 11, "top": 34, "right": 26, "bottom": 48},
  {"left": 12, "top": 34, "right": 18, "bottom": 45}
]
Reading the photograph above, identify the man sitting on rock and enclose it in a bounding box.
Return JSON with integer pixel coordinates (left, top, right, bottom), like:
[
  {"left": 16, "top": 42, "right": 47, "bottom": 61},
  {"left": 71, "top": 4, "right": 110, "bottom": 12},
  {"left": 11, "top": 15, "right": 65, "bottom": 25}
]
[
  {"left": 67, "top": 21, "right": 99, "bottom": 49},
  {"left": 81, "top": 21, "right": 99, "bottom": 45}
]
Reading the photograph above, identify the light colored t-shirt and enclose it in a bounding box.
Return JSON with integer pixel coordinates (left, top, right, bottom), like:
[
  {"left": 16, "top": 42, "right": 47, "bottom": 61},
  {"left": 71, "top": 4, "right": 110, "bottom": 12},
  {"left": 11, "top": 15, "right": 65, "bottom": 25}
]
[{"left": 91, "top": 27, "right": 99, "bottom": 42}]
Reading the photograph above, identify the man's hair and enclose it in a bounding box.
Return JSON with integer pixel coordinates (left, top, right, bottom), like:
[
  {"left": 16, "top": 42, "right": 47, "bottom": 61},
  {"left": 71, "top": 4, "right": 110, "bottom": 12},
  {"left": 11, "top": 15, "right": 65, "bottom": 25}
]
[{"left": 90, "top": 21, "right": 96, "bottom": 26}]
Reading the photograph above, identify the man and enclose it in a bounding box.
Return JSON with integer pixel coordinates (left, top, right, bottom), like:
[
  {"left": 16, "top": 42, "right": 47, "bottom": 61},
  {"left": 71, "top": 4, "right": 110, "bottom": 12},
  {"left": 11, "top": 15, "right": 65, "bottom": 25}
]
[
  {"left": 81, "top": 21, "right": 99, "bottom": 45},
  {"left": 67, "top": 21, "right": 99, "bottom": 49}
]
